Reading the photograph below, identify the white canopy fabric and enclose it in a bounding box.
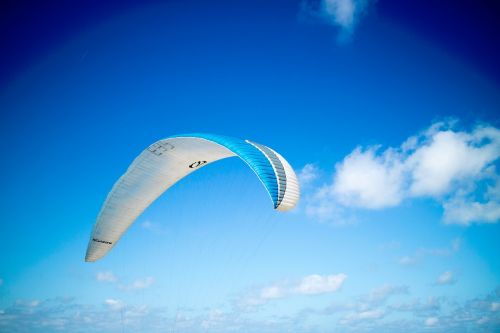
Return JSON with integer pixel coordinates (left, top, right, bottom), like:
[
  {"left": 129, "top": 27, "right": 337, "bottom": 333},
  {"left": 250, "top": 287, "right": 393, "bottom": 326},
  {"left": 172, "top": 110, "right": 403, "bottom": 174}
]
[{"left": 85, "top": 133, "right": 300, "bottom": 262}]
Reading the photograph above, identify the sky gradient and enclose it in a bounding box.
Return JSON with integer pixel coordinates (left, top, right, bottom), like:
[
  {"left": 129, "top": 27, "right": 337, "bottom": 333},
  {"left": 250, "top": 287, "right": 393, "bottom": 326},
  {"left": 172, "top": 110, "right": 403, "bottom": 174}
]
[{"left": 0, "top": 0, "right": 499, "bottom": 332}]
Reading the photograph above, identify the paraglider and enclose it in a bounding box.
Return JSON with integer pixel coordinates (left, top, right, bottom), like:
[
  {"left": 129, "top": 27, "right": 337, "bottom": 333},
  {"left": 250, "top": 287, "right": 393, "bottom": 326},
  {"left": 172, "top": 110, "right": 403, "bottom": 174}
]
[{"left": 85, "top": 133, "right": 300, "bottom": 262}]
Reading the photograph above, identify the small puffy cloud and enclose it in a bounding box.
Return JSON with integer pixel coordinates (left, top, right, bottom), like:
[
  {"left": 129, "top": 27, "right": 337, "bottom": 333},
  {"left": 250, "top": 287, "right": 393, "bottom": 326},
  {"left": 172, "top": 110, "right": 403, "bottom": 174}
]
[
  {"left": 104, "top": 298, "right": 124, "bottom": 311},
  {"left": 259, "top": 285, "right": 285, "bottom": 300},
  {"left": 399, "top": 256, "right": 419, "bottom": 266},
  {"left": 141, "top": 220, "right": 155, "bottom": 230},
  {"left": 294, "top": 274, "right": 347, "bottom": 295},
  {"left": 305, "top": 185, "right": 342, "bottom": 221},
  {"left": 304, "top": 185, "right": 357, "bottom": 225},
  {"left": 305, "top": 121, "right": 500, "bottom": 225},
  {"left": 451, "top": 238, "right": 462, "bottom": 252},
  {"left": 301, "top": 0, "right": 373, "bottom": 40},
  {"left": 407, "top": 128, "right": 498, "bottom": 197},
  {"left": 96, "top": 271, "right": 118, "bottom": 283},
  {"left": 241, "top": 273, "right": 347, "bottom": 307},
  {"left": 333, "top": 147, "right": 405, "bottom": 208},
  {"left": 141, "top": 220, "right": 168, "bottom": 234},
  {"left": 490, "top": 302, "right": 500, "bottom": 311},
  {"left": 425, "top": 316, "right": 439, "bottom": 326},
  {"left": 436, "top": 271, "right": 455, "bottom": 285},
  {"left": 119, "top": 277, "right": 155, "bottom": 291},
  {"left": 298, "top": 164, "right": 320, "bottom": 186}
]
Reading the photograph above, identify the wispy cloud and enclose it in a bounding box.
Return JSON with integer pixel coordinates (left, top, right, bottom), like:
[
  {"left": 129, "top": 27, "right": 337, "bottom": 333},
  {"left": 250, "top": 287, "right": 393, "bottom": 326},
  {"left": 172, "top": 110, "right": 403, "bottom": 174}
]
[
  {"left": 398, "top": 238, "right": 461, "bottom": 266},
  {"left": 294, "top": 274, "right": 348, "bottom": 295},
  {"left": 301, "top": 0, "right": 373, "bottom": 41},
  {"left": 425, "top": 316, "right": 439, "bottom": 326},
  {"left": 340, "top": 308, "right": 385, "bottom": 324},
  {"left": 95, "top": 271, "right": 155, "bottom": 292},
  {"left": 436, "top": 271, "right": 456, "bottom": 285},
  {"left": 297, "top": 164, "right": 320, "bottom": 186},
  {"left": 491, "top": 302, "right": 500, "bottom": 312},
  {"left": 322, "top": 283, "right": 410, "bottom": 319},
  {"left": 365, "top": 284, "right": 409, "bottom": 303},
  {"left": 96, "top": 271, "right": 118, "bottom": 283},
  {"left": 378, "top": 241, "right": 401, "bottom": 251},
  {"left": 304, "top": 120, "right": 500, "bottom": 225},
  {"left": 398, "top": 256, "right": 419, "bottom": 266},
  {"left": 15, "top": 299, "right": 41, "bottom": 308},
  {"left": 119, "top": 276, "right": 155, "bottom": 291},
  {"left": 303, "top": 286, "right": 500, "bottom": 331},
  {"left": 388, "top": 296, "right": 441, "bottom": 317},
  {"left": 141, "top": 219, "right": 168, "bottom": 235}
]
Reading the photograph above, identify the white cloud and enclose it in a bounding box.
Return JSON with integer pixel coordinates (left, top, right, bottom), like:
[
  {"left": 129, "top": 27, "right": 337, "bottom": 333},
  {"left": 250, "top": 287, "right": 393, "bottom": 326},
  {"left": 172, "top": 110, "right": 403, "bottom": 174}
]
[
  {"left": 96, "top": 272, "right": 155, "bottom": 292},
  {"left": 490, "top": 302, "right": 500, "bottom": 311},
  {"left": 294, "top": 274, "right": 347, "bottom": 295},
  {"left": 2, "top": 286, "right": 500, "bottom": 333},
  {"left": 443, "top": 185, "right": 500, "bottom": 225},
  {"left": 302, "top": 0, "right": 372, "bottom": 40},
  {"left": 119, "top": 276, "right": 155, "bottom": 291},
  {"left": 141, "top": 220, "right": 155, "bottom": 230},
  {"left": 304, "top": 184, "right": 357, "bottom": 224},
  {"left": 333, "top": 147, "right": 405, "bottom": 208},
  {"left": 104, "top": 298, "right": 125, "bottom": 311},
  {"left": 141, "top": 220, "right": 168, "bottom": 234},
  {"left": 436, "top": 271, "right": 455, "bottom": 285},
  {"left": 341, "top": 309, "right": 384, "bottom": 324},
  {"left": 298, "top": 164, "right": 320, "bottom": 186},
  {"left": 407, "top": 128, "right": 498, "bottom": 196},
  {"left": 305, "top": 185, "right": 342, "bottom": 220},
  {"left": 241, "top": 273, "right": 347, "bottom": 307},
  {"left": 305, "top": 121, "right": 500, "bottom": 225},
  {"left": 323, "top": 0, "right": 357, "bottom": 28},
  {"left": 399, "top": 256, "right": 419, "bottom": 266},
  {"left": 96, "top": 271, "right": 118, "bottom": 283},
  {"left": 260, "top": 285, "right": 285, "bottom": 300},
  {"left": 425, "top": 316, "right": 439, "bottom": 326},
  {"left": 451, "top": 238, "right": 461, "bottom": 252}
]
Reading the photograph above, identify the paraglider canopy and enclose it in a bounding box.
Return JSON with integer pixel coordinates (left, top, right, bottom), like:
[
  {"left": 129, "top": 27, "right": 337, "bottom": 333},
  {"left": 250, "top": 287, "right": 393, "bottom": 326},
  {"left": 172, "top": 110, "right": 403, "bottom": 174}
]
[{"left": 85, "top": 133, "right": 300, "bottom": 262}]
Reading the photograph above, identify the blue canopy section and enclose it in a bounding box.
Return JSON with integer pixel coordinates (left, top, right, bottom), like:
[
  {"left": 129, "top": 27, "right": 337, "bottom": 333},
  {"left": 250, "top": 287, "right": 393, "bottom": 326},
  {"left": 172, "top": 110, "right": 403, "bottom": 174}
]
[{"left": 171, "top": 133, "right": 279, "bottom": 207}]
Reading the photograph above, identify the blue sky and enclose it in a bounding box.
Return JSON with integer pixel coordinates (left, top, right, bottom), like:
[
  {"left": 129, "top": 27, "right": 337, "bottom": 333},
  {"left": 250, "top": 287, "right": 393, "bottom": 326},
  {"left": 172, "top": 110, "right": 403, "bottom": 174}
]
[{"left": 0, "top": 0, "right": 499, "bottom": 332}]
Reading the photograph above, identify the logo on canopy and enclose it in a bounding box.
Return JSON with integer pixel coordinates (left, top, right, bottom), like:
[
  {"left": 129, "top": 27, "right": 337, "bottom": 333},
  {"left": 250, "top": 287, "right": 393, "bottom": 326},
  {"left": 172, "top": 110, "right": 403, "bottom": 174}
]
[{"left": 189, "top": 161, "right": 207, "bottom": 168}]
